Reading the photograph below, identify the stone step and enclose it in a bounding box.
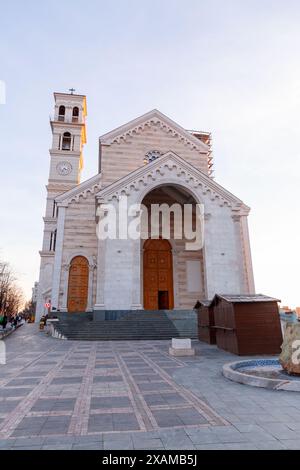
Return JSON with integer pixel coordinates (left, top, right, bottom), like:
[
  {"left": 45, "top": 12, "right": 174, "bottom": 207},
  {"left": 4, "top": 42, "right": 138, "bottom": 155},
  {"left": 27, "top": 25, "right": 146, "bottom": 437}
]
[{"left": 51, "top": 309, "right": 197, "bottom": 341}]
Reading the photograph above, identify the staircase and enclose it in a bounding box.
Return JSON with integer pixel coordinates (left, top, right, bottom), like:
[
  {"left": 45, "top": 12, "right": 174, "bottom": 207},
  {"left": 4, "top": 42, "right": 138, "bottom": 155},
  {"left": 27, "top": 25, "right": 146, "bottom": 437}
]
[{"left": 50, "top": 310, "right": 197, "bottom": 341}]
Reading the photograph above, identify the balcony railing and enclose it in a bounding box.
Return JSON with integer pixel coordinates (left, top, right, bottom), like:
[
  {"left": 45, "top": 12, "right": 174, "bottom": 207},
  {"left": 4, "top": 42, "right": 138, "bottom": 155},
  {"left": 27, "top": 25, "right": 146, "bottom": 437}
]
[{"left": 50, "top": 115, "right": 81, "bottom": 124}]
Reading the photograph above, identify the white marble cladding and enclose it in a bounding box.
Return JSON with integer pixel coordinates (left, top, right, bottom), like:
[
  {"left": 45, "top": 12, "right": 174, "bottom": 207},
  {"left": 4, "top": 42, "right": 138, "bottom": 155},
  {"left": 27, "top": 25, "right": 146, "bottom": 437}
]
[{"left": 92, "top": 151, "right": 254, "bottom": 310}]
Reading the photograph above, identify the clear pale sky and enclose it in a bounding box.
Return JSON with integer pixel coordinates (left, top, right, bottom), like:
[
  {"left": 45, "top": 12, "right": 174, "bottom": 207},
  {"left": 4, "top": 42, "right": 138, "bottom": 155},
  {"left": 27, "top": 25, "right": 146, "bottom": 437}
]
[{"left": 0, "top": 0, "right": 299, "bottom": 307}]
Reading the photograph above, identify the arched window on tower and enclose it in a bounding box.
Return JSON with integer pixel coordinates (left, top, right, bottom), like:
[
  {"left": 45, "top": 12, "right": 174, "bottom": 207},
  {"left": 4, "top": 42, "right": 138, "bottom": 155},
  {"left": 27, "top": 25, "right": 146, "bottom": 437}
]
[
  {"left": 72, "top": 106, "right": 79, "bottom": 123},
  {"left": 62, "top": 132, "right": 72, "bottom": 150},
  {"left": 58, "top": 105, "right": 65, "bottom": 121}
]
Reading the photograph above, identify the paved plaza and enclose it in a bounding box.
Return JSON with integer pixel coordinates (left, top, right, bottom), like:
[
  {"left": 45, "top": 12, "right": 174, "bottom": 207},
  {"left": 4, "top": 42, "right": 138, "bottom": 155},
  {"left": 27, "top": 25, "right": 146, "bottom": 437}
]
[{"left": 1, "top": 324, "right": 300, "bottom": 450}]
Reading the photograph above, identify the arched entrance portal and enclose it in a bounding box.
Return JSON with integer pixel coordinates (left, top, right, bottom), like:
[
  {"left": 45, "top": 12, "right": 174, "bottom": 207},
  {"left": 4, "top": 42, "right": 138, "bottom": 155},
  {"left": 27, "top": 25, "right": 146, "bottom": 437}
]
[
  {"left": 143, "top": 239, "right": 174, "bottom": 310},
  {"left": 67, "top": 256, "right": 89, "bottom": 312}
]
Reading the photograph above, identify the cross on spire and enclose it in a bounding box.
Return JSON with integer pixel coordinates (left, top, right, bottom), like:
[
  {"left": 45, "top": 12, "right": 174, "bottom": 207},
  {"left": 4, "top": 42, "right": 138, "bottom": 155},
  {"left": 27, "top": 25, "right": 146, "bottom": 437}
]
[{"left": 69, "top": 88, "right": 76, "bottom": 94}]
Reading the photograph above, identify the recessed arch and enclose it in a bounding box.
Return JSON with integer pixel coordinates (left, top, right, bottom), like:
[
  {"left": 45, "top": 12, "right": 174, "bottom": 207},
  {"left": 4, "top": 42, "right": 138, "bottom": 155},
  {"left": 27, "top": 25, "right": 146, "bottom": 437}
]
[
  {"left": 137, "top": 180, "right": 203, "bottom": 206},
  {"left": 72, "top": 106, "right": 79, "bottom": 122},
  {"left": 58, "top": 105, "right": 65, "bottom": 121},
  {"left": 62, "top": 132, "right": 72, "bottom": 151}
]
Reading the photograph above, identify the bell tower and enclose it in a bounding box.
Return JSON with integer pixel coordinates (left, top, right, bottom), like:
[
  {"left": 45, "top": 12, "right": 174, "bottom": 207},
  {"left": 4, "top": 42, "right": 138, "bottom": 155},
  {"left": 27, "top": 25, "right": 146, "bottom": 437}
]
[
  {"left": 50, "top": 92, "right": 86, "bottom": 178},
  {"left": 35, "top": 91, "right": 87, "bottom": 321},
  {"left": 48, "top": 91, "right": 87, "bottom": 199},
  {"left": 43, "top": 91, "right": 87, "bottom": 242}
]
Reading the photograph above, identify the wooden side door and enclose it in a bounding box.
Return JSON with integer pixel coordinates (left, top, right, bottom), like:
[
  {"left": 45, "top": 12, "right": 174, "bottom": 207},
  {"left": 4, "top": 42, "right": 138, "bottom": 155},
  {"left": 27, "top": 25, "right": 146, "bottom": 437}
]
[{"left": 67, "top": 256, "right": 89, "bottom": 312}]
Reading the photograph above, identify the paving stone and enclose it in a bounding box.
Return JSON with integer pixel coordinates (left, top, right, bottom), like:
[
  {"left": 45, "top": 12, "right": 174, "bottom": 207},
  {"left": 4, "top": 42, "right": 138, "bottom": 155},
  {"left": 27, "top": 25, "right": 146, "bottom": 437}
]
[
  {"left": 138, "top": 382, "right": 172, "bottom": 392},
  {"left": 72, "top": 443, "right": 104, "bottom": 450},
  {"left": 42, "top": 444, "right": 73, "bottom": 450},
  {"left": 0, "top": 388, "right": 32, "bottom": 397},
  {"left": 103, "top": 434, "right": 134, "bottom": 450},
  {"left": 18, "top": 371, "right": 46, "bottom": 377},
  {"left": 0, "top": 400, "right": 21, "bottom": 412},
  {"left": 42, "top": 435, "right": 75, "bottom": 445},
  {"left": 195, "top": 444, "right": 227, "bottom": 450},
  {"left": 210, "top": 426, "right": 249, "bottom": 443},
  {"left": 31, "top": 398, "right": 76, "bottom": 412},
  {"left": 144, "top": 392, "right": 187, "bottom": 406},
  {"left": 0, "top": 439, "right": 16, "bottom": 449},
  {"left": 159, "top": 429, "right": 193, "bottom": 448},
  {"left": 112, "top": 413, "right": 140, "bottom": 431},
  {"left": 287, "top": 423, "right": 300, "bottom": 431},
  {"left": 279, "top": 439, "right": 300, "bottom": 450},
  {"left": 88, "top": 414, "right": 114, "bottom": 432},
  {"left": 13, "top": 437, "right": 46, "bottom": 447},
  {"left": 152, "top": 409, "right": 182, "bottom": 427},
  {"left": 185, "top": 428, "right": 221, "bottom": 445},
  {"left": 91, "top": 396, "right": 131, "bottom": 409},
  {"left": 74, "top": 435, "right": 104, "bottom": 444},
  {"left": 225, "top": 443, "right": 258, "bottom": 450},
  {"left": 40, "top": 416, "right": 71, "bottom": 435},
  {"left": 256, "top": 441, "right": 287, "bottom": 450},
  {"left": 175, "top": 408, "right": 208, "bottom": 425},
  {"left": 51, "top": 377, "right": 83, "bottom": 385},
  {"left": 7, "top": 378, "right": 41, "bottom": 386},
  {"left": 93, "top": 376, "right": 123, "bottom": 383},
  {"left": 259, "top": 423, "right": 299, "bottom": 440},
  {"left": 132, "top": 435, "right": 165, "bottom": 450}
]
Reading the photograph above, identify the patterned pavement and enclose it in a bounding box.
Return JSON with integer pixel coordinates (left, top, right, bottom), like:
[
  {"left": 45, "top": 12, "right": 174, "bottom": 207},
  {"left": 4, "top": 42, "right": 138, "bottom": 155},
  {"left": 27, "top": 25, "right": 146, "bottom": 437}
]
[
  {"left": 1, "top": 324, "right": 300, "bottom": 449},
  {"left": 0, "top": 330, "right": 226, "bottom": 441}
]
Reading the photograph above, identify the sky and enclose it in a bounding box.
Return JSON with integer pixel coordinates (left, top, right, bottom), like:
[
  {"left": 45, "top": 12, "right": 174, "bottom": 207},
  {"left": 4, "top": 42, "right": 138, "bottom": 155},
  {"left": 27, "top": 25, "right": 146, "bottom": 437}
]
[{"left": 0, "top": 0, "right": 299, "bottom": 307}]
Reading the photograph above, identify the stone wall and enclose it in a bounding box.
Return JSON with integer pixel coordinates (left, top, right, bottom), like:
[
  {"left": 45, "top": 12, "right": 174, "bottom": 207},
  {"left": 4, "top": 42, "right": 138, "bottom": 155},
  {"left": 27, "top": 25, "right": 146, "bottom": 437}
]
[{"left": 101, "top": 122, "right": 209, "bottom": 187}]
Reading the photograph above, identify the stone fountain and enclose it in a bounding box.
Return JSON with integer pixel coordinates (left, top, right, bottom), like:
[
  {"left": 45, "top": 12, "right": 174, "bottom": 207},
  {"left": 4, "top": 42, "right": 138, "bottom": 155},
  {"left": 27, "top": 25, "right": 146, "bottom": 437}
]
[{"left": 223, "top": 322, "right": 300, "bottom": 391}]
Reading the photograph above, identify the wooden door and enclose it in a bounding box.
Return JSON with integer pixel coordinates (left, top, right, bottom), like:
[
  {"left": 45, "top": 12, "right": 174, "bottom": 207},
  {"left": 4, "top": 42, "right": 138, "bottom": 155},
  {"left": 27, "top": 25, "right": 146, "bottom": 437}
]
[
  {"left": 67, "top": 256, "right": 89, "bottom": 312},
  {"left": 143, "top": 239, "right": 174, "bottom": 310}
]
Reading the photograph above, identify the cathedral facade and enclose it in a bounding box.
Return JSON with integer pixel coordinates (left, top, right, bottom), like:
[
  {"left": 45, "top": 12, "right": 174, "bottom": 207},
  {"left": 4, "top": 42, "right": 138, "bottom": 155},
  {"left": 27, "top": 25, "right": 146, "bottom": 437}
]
[{"left": 35, "top": 92, "right": 255, "bottom": 321}]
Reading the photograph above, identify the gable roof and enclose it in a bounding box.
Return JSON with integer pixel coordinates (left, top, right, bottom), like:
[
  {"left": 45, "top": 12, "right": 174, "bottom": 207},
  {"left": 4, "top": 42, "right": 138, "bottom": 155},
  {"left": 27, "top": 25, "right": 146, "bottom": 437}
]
[
  {"left": 99, "top": 109, "right": 210, "bottom": 154},
  {"left": 96, "top": 150, "right": 250, "bottom": 212},
  {"left": 195, "top": 294, "right": 280, "bottom": 308},
  {"left": 213, "top": 294, "right": 281, "bottom": 304}
]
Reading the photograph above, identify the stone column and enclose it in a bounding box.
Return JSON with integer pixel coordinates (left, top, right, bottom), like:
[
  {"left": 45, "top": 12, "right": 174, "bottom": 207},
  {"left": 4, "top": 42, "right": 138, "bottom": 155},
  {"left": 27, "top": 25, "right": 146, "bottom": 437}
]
[
  {"left": 87, "top": 258, "right": 97, "bottom": 311},
  {"left": 232, "top": 213, "right": 248, "bottom": 294},
  {"left": 202, "top": 212, "right": 215, "bottom": 299},
  {"left": 240, "top": 215, "right": 255, "bottom": 293},
  {"left": 131, "top": 238, "right": 142, "bottom": 309},
  {"left": 94, "top": 201, "right": 106, "bottom": 310},
  {"left": 60, "top": 263, "right": 70, "bottom": 312},
  {"left": 51, "top": 203, "right": 67, "bottom": 311}
]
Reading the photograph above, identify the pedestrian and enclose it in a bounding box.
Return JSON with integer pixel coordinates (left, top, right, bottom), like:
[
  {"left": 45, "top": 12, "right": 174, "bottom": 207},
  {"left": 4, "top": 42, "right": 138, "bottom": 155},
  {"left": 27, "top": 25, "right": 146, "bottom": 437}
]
[{"left": 2, "top": 314, "right": 7, "bottom": 330}]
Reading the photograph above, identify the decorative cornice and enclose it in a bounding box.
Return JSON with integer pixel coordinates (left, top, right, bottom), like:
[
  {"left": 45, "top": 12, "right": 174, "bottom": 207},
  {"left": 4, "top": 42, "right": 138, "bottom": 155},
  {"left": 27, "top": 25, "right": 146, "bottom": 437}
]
[
  {"left": 39, "top": 251, "right": 55, "bottom": 257},
  {"left": 99, "top": 109, "right": 209, "bottom": 154},
  {"left": 96, "top": 151, "right": 250, "bottom": 214},
  {"left": 55, "top": 173, "right": 101, "bottom": 205},
  {"left": 43, "top": 217, "right": 57, "bottom": 224}
]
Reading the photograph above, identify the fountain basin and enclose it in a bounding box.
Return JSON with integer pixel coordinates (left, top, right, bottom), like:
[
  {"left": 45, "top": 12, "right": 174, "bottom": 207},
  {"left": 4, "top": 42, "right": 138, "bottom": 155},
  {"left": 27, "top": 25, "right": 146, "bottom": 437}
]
[{"left": 223, "top": 358, "right": 300, "bottom": 392}]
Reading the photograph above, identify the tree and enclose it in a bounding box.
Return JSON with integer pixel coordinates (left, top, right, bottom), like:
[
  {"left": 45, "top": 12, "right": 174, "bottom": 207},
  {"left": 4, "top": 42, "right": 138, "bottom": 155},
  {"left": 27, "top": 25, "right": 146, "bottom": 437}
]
[{"left": 0, "top": 260, "right": 24, "bottom": 317}]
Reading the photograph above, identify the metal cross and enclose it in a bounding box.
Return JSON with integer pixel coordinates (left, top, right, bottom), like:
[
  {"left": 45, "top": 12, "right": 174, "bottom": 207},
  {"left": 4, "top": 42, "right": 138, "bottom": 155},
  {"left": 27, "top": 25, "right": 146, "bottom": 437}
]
[{"left": 69, "top": 88, "right": 76, "bottom": 94}]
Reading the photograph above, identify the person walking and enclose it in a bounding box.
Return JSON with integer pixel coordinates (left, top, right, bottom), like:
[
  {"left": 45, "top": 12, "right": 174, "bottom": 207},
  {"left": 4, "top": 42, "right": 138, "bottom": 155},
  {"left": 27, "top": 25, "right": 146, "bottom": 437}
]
[{"left": 2, "top": 314, "right": 8, "bottom": 330}]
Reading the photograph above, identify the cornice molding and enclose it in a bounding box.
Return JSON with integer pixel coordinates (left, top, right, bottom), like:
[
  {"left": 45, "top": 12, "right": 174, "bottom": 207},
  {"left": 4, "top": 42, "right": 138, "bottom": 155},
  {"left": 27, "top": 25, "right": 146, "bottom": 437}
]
[
  {"left": 99, "top": 109, "right": 209, "bottom": 154},
  {"left": 96, "top": 151, "right": 250, "bottom": 214}
]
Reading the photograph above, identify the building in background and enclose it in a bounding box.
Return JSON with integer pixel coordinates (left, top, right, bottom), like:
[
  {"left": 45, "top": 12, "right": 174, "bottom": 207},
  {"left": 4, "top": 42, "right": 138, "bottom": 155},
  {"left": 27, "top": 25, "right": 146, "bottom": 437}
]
[{"left": 32, "top": 282, "right": 39, "bottom": 303}]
